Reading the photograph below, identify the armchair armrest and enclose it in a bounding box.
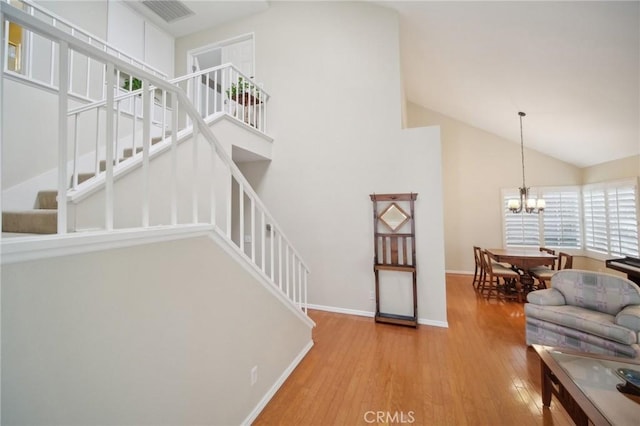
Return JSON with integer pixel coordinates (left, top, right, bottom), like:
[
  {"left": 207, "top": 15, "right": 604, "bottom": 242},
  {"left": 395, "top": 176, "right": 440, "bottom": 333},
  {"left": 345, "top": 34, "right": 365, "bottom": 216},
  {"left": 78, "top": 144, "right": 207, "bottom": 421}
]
[
  {"left": 526, "top": 288, "right": 566, "bottom": 306},
  {"left": 615, "top": 305, "right": 640, "bottom": 332}
]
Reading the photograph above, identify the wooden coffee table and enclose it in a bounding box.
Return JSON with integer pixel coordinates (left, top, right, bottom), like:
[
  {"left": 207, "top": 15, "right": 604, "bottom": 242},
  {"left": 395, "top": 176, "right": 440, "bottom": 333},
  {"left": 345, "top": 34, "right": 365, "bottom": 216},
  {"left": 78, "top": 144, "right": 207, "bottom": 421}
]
[{"left": 534, "top": 345, "right": 640, "bottom": 426}]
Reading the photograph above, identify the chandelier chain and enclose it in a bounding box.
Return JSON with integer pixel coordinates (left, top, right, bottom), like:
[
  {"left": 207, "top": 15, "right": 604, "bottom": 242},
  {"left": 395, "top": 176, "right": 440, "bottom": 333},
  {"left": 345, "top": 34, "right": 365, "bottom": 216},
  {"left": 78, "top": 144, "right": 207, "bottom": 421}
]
[
  {"left": 509, "top": 111, "right": 544, "bottom": 214},
  {"left": 520, "top": 112, "right": 526, "bottom": 190}
]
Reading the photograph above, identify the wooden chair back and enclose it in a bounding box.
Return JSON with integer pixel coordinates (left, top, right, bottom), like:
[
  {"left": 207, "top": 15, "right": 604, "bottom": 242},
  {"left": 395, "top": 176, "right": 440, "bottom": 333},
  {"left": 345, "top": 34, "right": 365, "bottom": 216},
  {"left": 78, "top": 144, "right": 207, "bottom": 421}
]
[
  {"left": 558, "top": 252, "right": 573, "bottom": 270},
  {"left": 540, "top": 247, "right": 557, "bottom": 269},
  {"left": 473, "top": 246, "right": 483, "bottom": 269},
  {"left": 481, "top": 249, "right": 495, "bottom": 275}
]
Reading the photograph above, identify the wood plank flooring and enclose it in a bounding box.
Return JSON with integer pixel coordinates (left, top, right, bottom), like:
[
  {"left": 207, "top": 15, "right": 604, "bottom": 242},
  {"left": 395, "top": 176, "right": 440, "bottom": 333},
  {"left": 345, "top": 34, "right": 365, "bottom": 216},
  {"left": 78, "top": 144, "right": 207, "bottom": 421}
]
[{"left": 253, "top": 274, "right": 574, "bottom": 425}]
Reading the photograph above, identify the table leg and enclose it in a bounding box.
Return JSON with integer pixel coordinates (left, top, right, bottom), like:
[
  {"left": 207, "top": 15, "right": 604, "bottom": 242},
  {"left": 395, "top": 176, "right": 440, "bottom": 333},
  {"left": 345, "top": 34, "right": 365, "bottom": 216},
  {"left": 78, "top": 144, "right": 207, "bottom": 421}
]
[
  {"left": 519, "top": 273, "right": 536, "bottom": 302},
  {"left": 541, "top": 360, "right": 552, "bottom": 407}
]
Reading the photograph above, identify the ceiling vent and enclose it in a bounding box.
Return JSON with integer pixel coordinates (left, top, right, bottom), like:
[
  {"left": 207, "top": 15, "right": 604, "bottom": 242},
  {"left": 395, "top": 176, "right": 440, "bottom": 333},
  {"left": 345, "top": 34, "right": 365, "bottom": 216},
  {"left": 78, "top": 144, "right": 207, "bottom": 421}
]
[{"left": 141, "top": 0, "right": 195, "bottom": 23}]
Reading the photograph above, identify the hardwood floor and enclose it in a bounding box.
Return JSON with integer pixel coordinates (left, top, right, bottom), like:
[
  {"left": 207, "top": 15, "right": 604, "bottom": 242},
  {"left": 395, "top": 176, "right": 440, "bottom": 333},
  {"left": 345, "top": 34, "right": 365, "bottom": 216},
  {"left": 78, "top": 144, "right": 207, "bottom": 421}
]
[{"left": 253, "top": 274, "right": 574, "bottom": 425}]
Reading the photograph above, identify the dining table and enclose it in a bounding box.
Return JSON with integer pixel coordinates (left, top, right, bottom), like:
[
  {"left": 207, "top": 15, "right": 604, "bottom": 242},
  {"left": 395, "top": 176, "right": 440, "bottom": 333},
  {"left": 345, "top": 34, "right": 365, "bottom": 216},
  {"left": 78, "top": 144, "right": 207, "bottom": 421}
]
[{"left": 486, "top": 248, "right": 557, "bottom": 301}]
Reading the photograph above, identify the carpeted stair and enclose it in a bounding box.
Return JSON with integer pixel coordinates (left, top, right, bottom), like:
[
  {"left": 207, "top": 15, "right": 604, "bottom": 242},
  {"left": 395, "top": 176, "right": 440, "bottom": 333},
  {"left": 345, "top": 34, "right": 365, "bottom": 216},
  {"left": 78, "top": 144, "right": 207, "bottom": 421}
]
[
  {"left": 2, "top": 136, "right": 164, "bottom": 235},
  {"left": 2, "top": 190, "right": 58, "bottom": 234}
]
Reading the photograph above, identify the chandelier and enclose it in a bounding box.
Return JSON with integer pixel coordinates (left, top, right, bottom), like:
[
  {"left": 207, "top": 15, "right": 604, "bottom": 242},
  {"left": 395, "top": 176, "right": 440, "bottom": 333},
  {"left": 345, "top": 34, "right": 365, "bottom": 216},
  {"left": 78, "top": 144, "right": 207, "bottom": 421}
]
[{"left": 508, "top": 112, "right": 545, "bottom": 214}]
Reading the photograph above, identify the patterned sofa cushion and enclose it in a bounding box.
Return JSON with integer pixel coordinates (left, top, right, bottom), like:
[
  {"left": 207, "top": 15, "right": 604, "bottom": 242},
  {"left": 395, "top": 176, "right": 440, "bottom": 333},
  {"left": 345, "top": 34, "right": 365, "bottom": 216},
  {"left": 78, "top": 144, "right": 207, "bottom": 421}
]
[
  {"left": 526, "top": 288, "right": 565, "bottom": 306},
  {"left": 525, "top": 303, "right": 637, "bottom": 345},
  {"left": 525, "top": 317, "right": 639, "bottom": 358},
  {"left": 616, "top": 305, "right": 640, "bottom": 332},
  {"left": 551, "top": 270, "right": 640, "bottom": 315}
]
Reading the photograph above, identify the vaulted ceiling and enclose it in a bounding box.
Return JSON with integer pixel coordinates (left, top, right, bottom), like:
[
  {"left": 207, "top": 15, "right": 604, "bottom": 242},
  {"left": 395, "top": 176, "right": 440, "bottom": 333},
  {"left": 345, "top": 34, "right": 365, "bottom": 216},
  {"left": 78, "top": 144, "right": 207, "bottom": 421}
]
[
  {"left": 129, "top": 0, "right": 640, "bottom": 168},
  {"left": 385, "top": 1, "right": 640, "bottom": 168}
]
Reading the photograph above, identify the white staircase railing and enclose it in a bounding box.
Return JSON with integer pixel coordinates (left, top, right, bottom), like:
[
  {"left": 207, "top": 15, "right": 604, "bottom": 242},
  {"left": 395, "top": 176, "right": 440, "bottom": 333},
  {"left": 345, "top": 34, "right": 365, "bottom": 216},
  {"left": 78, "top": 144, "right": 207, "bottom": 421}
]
[
  {"left": 0, "top": 2, "right": 309, "bottom": 315},
  {"left": 173, "top": 64, "right": 270, "bottom": 134},
  {"left": 65, "top": 64, "right": 270, "bottom": 186},
  {"left": 2, "top": 0, "right": 166, "bottom": 102}
]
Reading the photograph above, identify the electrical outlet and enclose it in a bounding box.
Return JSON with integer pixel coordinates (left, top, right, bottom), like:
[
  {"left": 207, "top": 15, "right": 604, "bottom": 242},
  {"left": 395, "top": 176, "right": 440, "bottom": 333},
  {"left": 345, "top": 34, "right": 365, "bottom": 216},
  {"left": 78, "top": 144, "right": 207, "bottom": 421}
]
[
  {"left": 369, "top": 290, "right": 375, "bottom": 300},
  {"left": 251, "top": 365, "right": 258, "bottom": 386}
]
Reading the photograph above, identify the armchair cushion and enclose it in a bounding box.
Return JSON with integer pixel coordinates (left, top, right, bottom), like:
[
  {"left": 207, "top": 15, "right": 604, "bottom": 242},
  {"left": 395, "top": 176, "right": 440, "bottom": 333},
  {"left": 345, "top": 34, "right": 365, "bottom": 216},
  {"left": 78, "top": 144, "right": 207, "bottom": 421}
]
[
  {"left": 525, "top": 304, "right": 637, "bottom": 345},
  {"left": 616, "top": 305, "right": 640, "bottom": 332},
  {"left": 551, "top": 270, "right": 640, "bottom": 315},
  {"left": 527, "top": 288, "right": 565, "bottom": 306}
]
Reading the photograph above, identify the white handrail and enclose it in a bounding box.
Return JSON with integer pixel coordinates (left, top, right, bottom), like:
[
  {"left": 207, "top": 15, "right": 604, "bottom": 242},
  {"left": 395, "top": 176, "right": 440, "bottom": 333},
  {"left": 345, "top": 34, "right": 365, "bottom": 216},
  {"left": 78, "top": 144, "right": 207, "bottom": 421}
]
[
  {"left": 1, "top": 2, "right": 309, "bottom": 314},
  {"left": 68, "top": 63, "right": 270, "bottom": 133},
  {"left": 6, "top": 0, "right": 167, "bottom": 78},
  {"left": 173, "top": 63, "right": 270, "bottom": 98}
]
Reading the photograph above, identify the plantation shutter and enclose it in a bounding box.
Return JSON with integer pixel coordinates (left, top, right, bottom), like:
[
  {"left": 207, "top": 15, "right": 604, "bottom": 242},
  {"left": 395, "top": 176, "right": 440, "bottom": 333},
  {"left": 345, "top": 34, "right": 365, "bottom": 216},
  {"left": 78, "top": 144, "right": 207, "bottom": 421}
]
[
  {"left": 583, "top": 187, "right": 608, "bottom": 253},
  {"left": 503, "top": 191, "right": 540, "bottom": 246},
  {"left": 583, "top": 180, "right": 639, "bottom": 257},
  {"left": 607, "top": 184, "right": 639, "bottom": 257},
  {"left": 541, "top": 189, "right": 581, "bottom": 248}
]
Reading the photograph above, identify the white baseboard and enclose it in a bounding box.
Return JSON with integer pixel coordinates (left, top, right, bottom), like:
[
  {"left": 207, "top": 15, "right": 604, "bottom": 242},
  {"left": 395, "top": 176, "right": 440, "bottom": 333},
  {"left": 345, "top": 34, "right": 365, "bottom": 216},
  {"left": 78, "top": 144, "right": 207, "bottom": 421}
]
[
  {"left": 241, "top": 340, "right": 314, "bottom": 426},
  {"left": 308, "top": 303, "right": 374, "bottom": 318},
  {"left": 308, "top": 304, "right": 448, "bottom": 328},
  {"left": 418, "top": 318, "right": 448, "bottom": 328},
  {"left": 445, "top": 269, "right": 474, "bottom": 275}
]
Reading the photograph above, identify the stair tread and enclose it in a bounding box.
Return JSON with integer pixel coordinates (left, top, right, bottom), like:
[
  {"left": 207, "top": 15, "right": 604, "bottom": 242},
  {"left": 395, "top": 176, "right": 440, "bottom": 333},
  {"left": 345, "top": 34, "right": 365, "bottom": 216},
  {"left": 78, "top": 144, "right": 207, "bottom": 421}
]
[
  {"left": 2, "top": 210, "right": 57, "bottom": 234},
  {"left": 10, "top": 131, "right": 173, "bottom": 235},
  {"left": 77, "top": 173, "right": 95, "bottom": 184},
  {"left": 3, "top": 209, "right": 57, "bottom": 215},
  {"left": 123, "top": 147, "right": 143, "bottom": 158},
  {"left": 35, "top": 190, "right": 58, "bottom": 209}
]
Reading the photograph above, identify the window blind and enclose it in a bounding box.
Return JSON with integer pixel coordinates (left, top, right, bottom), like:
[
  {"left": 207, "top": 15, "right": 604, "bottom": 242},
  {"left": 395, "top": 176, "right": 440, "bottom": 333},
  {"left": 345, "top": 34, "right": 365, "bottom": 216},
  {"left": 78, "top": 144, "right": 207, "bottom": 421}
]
[
  {"left": 503, "top": 191, "right": 540, "bottom": 246},
  {"left": 607, "top": 184, "right": 639, "bottom": 257},
  {"left": 583, "top": 187, "right": 608, "bottom": 253},
  {"left": 583, "top": 180, "right": 639, "bottom": 257},
  {"left": 503, "top": 187, "right": 582, "bottom": 248},
  {"left": 541, "top": 189, "right": 581, "bottom": 248}
]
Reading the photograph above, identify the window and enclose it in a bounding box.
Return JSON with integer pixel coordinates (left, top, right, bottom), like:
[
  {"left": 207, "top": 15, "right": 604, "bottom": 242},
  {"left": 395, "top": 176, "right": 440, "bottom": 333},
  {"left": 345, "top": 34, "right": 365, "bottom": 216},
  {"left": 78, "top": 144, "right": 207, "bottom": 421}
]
[
  {"left": 583, "top": 180, "right": 639, "bottom": 257},
  {"left": 502, "top": 180, "right": 640, "bottom": 258},
  {"left": 503, "top": 191, "right": 540, "bottom": 246},
  {"left": 503, "top": 187, "right": 581, "bottom": 248},
  {"left": 583, "top": 187, "right": 607, "bottom": 253},
  {"left": 541, "top": 189, "right": 581, "bottom": 248}
]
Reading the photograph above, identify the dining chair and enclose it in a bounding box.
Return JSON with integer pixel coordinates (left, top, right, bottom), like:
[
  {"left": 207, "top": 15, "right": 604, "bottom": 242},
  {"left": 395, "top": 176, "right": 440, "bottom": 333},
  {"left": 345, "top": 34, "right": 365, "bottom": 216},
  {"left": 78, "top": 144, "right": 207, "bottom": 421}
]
[
  {"left": 539, "top": 247, "right": 556, "bottom": 255},
  {"left": 531, "top": 252, "right": 573, "bottom": 289},
  {"left": 558, "top": 252, "right": 573, "bottom": 269},
  {"left": 480, "top": 250, "right": 520, "bottom": 299},
  {"left": 528, "top": 247, "right": 558, "bottom": 290},
  {"left": 472, "top": 246, "right": 485, "bottom": 289},
  {"left": 539, "top": 247, "right": 557, "bottom": 267}
]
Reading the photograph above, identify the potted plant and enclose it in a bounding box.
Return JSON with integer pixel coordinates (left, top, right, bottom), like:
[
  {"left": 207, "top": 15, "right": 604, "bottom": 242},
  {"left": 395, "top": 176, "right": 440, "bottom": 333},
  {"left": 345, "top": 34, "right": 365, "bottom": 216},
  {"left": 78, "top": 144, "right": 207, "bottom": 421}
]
[
  {"left": 122, "top": 76, "right": 142, "bottom": 91},
  {"left": 226, "top": 77, "right": 260, "bottom": 105}
]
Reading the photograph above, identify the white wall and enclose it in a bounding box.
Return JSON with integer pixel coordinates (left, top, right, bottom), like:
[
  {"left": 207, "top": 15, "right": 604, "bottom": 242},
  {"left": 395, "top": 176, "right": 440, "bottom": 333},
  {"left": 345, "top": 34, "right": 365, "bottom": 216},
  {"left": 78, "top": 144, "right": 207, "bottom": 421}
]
[
  {"left": 581, "top": 154, "right": 640, "bottom": 184},
  {"left": 1, "top": 235, "right": 312, "bottom": 424},
  {"left": 34, "top": 0, "right": 108, "bottom": 39},
  {"left": 176, "top": 1, "right": 448, "bottom": 326},
  {"left": 108, "top": 0, "right": 175, "bottom": 77},
  {"left": 406, "top": 103, "right": 583, "bottom": 274},
  {"left": 107, "top": 0, "right": 144, "bottom": 59}
]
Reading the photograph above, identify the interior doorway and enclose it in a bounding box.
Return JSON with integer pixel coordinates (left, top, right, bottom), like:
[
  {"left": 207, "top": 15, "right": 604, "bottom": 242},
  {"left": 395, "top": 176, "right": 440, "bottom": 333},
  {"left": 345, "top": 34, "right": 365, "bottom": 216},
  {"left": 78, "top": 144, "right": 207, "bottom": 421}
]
[{"left": 187, "top": 33, "right": 254, "bottom": 78}]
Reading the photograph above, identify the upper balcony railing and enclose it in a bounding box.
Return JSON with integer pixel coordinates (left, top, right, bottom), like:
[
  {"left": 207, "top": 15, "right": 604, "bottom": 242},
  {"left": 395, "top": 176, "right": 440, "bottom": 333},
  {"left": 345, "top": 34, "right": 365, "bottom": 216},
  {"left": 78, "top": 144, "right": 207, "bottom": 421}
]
[
  {"left": 2, "top": 0, "right": 167, "bottom": 102},
  {"left": 174, "top": 64, "right": 270, "bottom": 134},
  {"left": 1, "top": 2, "right": 308, "bottom": 317}
]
